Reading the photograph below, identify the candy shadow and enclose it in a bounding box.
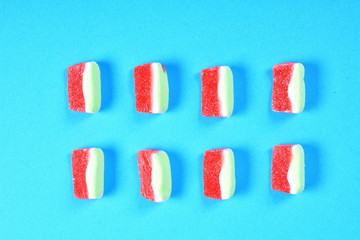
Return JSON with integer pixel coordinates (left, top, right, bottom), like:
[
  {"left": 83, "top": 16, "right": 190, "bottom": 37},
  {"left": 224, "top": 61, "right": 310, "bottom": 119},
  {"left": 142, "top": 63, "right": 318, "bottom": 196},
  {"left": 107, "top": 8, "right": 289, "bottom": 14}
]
[
  {"left": 167, "top": 150, "right": 184, "bottom": 198},
  {"left": 163, "top": 62, "right": 181, "bottom": 112},
  {"left": 267, "top": 69, "right": 295, "bottom": 123},
  {"left": 302, "top": 143, "right": 321, "bottom": 191},
  {"left": 97, "top": 61, "right": 114, "bottom": 111},
  {"left": 103, "top": 147, "right": 118, "bottom": 196},
  {"left": 231, "top": 65, "right": 248, "bottom": 115},
  {"left": 128, "top": 69, "right": 136, "bottom": 111},
  {"left": 67, "top": 152, "right": 74, "bottom": 197},
  {"left": 232, "top": 148, "right": 251, "bottom": 195},
  {"left": 303, "top": 62, "right": 321, "bottom": 111},
  {"left": 268, "top": 148, "right": 289, "bottom": 203},
  {"left": 199, "top": 154, "right": 222, "bottom": 208}
]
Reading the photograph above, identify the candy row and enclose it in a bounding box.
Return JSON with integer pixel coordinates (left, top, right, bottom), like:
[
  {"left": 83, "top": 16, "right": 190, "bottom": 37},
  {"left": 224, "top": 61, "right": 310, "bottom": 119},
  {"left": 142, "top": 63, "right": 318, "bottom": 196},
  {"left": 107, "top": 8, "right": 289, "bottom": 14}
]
[
  {"left": 67, "top": 62, "right": 305, "bottom": 115},
  {"left": 72, "top": 144, "right": 305, "bottom": 201}
]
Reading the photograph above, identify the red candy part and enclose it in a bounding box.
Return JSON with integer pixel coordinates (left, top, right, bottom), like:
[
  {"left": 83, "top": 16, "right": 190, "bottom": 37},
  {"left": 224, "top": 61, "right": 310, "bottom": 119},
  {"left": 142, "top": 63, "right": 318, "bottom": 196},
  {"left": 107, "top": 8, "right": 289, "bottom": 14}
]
[
  {"left": 72, "top": 149, "right": 90, "bottom": 199},
  {"left": 203, "top": 149, "right": 224, "bottom": 199},
  {"left": 271, "top": 145, "right": 292, "bottom": 193},
  {"left": 134, "top": 63, "right": 153, "bottom": 113},
  {"left": 138, "top": 150, "right": 160, "bottom": 201},
  {"left": 68, "top": 63, "right": 86, "bottom": 112},
  {"left": 272, "top": 63, "right": 294, "bottom": 112},
  {"left": 201, "top": 67, "right": 221, "bottom": 117}
]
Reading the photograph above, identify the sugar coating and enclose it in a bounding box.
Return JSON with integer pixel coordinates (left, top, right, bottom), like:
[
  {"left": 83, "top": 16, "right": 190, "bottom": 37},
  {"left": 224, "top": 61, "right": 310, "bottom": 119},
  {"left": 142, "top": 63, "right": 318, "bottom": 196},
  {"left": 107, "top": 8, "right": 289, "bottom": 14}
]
[
  {"left": 72, "top": 148, "right": 104, "bottom": 199},
  {"left": 272, "top": 63, "right": 305, "bottom": 113},
  {"left": 271, "top": 144, "right": 305, "bottom": 194},
  {"left": 203, "top": 149, "right": 222, "bottom": 199},
  {"left": 137, "top": 150, "right": 155, "bottom": 201},
  {"left": 68, "top": 62, "right": 101, "bottom": 113},
  {"left": 72, "top": 148, "right": 89, "bottom": 198},
  {"left": 138, "top": 150, "right": 172, "bottom": 202},
  {"left": 68, "top": 63, "right": 86, "bottom": 112},
  {"left": 134, "top": 63, "right": 169, "bottom": 113},
  {"left": 201, "top": 66, "right": 233, "bottom": 117},
  {"left": 203, "top": 148, "right": 235, "bottom": 199}
]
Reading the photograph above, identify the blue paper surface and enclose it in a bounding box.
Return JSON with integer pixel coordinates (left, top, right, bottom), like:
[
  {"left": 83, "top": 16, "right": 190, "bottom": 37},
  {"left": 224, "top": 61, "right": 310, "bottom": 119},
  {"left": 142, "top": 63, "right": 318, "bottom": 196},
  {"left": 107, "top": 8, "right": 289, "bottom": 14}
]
[{"left": 0, "top": 1, "right": 359, "bottom": 239}]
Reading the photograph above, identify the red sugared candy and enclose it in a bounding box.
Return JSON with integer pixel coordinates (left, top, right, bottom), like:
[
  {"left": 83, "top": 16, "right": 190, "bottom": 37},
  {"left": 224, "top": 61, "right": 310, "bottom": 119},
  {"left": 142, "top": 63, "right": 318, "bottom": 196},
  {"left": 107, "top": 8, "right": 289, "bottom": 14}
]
[
  {"left": 72, "top": 148, "right": 104, "bottom": 199},
  {"left": 67, "top": 61, "right": 101, "bottom": 113},
  {"left": 203, "top": 148, "right": 235, "bottom": 199},
  {"left": 272, "top": 63, "right": 305, "bottom": 113},
  {"left": 137, "top": 149, "right": 172, "bottom": 202},
  {"left": 201, "top": 66, "right": 233, "bottom": 117},
  {"left": 134, "top": 63, "right": 169, "bottom": 113},
  {"left": 271, "top": 144, "right": 305, "bottom": 194}
]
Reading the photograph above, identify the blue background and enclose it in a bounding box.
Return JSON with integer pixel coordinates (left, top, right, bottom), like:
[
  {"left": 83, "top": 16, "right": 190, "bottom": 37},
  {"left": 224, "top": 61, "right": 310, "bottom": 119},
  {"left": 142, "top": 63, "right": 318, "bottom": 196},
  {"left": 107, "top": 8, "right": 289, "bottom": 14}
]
[{"left": 1, "top": 1, "right": 359, "bottom": 239}]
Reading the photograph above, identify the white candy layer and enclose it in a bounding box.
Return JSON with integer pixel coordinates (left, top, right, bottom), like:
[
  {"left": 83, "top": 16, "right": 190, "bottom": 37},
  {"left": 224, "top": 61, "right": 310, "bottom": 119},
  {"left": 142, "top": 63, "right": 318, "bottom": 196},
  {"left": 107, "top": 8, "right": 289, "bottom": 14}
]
[
  {"left": 83, "top": 62, "right": 101, "bottom": 113},
  {"left": 287, "top": 145, "right": 305, "bottom": 194},
  {"left": 288, "top": 63, "right": 305, "bottom": 113},
  {"left": 151, "top": 63, "right": 169, "bottom": 113},
  {"left": 151, "top": 151, "right": 172, "bottom": 202},
  {"left": 85, "top": 148, "right": 104, "bottom": 199},
  {"left": 219, "top": 149, "right": 235, "bottom": 199},
  {"left": 218, "top": 66, "right": 234, "bottom": 117}
]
